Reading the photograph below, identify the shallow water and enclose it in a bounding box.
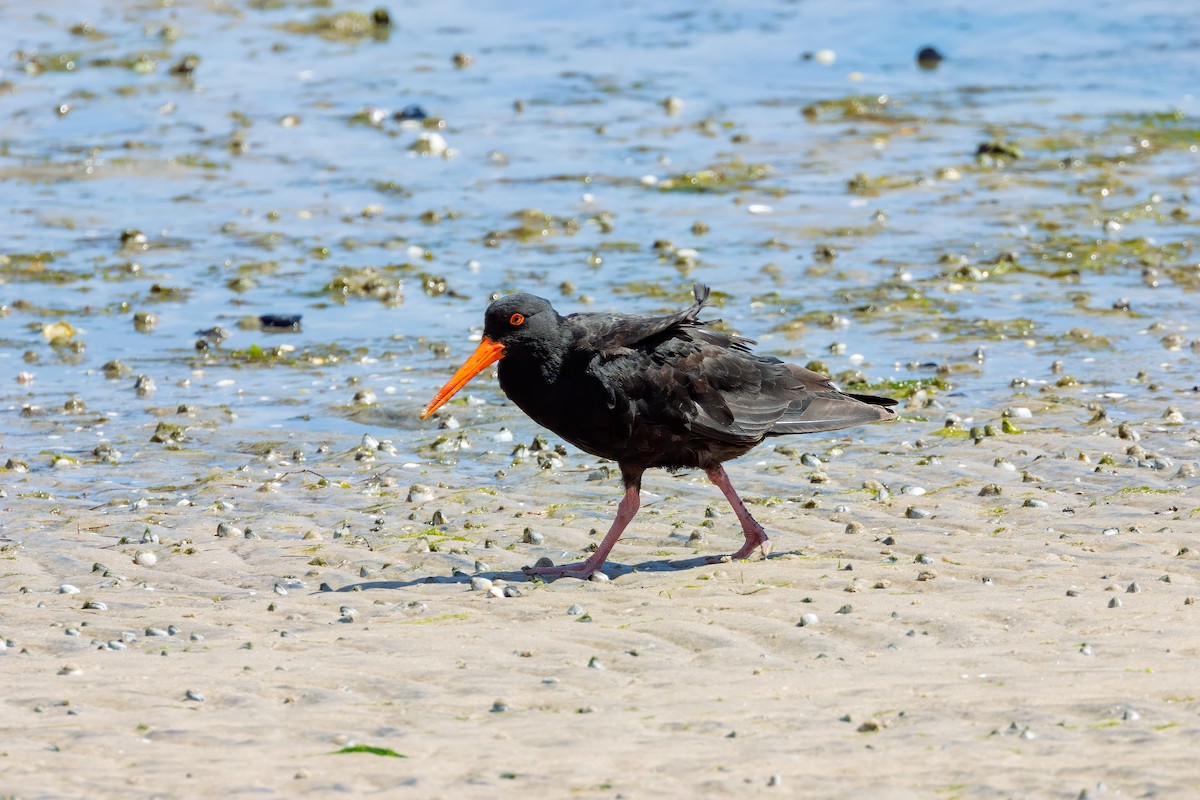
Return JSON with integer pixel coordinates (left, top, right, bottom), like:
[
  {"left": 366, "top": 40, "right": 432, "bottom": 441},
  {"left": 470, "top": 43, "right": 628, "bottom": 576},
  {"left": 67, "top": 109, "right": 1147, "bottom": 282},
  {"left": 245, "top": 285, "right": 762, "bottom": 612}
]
[{"left": 1, "top": 0, "right": 1197, "bottom": 501}]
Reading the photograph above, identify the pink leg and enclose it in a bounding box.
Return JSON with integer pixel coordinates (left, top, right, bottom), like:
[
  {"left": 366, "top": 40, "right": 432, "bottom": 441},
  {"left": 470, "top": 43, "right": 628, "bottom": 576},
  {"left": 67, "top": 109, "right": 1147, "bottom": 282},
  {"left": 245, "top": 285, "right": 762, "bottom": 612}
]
[
  {"left": 705, "top": 465, "right": 771, "bottom": 561},
  {"left": 523, "top": 483, "right": 640, "bottom": 579}
]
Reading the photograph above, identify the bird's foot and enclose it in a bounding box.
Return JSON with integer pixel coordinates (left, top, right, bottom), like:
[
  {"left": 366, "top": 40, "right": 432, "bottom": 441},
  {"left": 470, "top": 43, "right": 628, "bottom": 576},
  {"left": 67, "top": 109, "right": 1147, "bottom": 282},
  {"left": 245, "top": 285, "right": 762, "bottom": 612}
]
[
  {"left": 522, "top": 558, "right": 606, "bottom": 580},
  {"left": 708, "top": 529, "right": 772, "bottom": 563}
]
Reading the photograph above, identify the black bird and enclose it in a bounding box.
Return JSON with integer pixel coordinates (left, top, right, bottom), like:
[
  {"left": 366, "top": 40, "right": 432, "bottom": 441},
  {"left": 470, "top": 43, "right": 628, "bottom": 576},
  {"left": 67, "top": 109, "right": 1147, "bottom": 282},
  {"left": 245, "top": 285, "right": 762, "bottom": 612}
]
[{"left": 421, "top": 284, "right": 895, "bottom": 579}]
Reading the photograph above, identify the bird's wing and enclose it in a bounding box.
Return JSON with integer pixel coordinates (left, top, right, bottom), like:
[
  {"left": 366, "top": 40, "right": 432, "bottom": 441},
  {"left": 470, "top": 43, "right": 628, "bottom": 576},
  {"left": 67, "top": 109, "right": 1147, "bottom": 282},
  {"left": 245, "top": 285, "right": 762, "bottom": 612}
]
[
  {"left": 568, "top": 283, "right": 733, "bottom": 356},
  {"left": 689, "top": 358, "right": 895, "bottom": 444},
  {"left": 574, "top": 288, "right": 895, "bottom": 448}
]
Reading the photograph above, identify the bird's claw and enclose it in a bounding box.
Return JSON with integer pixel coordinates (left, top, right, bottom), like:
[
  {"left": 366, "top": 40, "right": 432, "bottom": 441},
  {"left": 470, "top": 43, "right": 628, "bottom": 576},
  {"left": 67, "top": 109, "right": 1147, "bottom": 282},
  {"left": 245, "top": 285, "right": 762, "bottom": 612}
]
[
  {"left": 718, "top": 531, "right": 771, "bottom": 562},
  {"left": 522, "top": 562, "right": 600, "bottom": 580}
]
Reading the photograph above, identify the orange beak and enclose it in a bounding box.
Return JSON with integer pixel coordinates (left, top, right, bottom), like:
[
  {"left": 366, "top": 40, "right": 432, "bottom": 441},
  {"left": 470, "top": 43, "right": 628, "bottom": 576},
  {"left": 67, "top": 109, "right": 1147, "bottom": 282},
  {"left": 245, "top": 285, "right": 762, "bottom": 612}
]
[{"left": 419, "top": 336, "right": 505, "bottom": 419}]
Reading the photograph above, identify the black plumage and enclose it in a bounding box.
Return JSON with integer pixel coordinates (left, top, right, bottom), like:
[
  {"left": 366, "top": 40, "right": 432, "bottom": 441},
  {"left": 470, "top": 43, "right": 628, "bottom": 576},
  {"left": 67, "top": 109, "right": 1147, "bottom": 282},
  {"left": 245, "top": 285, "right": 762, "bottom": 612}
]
[{"left": 422, "top": 284, "right": 895, "bottom": 579}]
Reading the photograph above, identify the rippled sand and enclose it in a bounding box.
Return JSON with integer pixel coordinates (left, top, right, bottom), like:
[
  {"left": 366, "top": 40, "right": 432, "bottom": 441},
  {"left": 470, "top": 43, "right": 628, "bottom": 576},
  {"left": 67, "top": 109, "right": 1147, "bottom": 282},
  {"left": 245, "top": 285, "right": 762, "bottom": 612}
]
[{"left": 4, "top": 387, "right": 1197, "bottom": 798}]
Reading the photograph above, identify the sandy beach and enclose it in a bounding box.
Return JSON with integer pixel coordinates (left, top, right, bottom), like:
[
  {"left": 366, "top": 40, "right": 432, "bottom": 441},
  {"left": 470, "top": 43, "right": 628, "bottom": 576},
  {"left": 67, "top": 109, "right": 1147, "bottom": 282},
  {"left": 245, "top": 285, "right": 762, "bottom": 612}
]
[{"left": 3, "top": 388, "right": 1197, "bottom": 799}]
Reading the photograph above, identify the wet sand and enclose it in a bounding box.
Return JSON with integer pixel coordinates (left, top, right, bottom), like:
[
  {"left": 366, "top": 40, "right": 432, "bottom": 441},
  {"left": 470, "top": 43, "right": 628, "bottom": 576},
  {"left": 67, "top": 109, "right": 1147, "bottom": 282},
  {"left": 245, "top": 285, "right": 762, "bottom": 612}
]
[{"left": 3, "top": 392, "right": 1197, "bottom": 799}]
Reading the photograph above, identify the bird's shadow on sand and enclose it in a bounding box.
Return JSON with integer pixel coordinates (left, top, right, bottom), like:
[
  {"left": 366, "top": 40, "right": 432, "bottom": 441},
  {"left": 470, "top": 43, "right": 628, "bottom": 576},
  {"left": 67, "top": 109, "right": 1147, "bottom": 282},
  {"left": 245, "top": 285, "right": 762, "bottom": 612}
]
[{"left": 325, "top": 549, "right": 799, "bottom": 592}]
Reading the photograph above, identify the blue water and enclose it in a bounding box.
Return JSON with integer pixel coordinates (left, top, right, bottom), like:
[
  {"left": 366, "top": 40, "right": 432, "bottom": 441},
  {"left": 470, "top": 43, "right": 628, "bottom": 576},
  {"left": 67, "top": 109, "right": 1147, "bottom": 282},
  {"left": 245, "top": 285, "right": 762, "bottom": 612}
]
[{"left": 2, "top": 0, "right": 1197, "bottom": 493}]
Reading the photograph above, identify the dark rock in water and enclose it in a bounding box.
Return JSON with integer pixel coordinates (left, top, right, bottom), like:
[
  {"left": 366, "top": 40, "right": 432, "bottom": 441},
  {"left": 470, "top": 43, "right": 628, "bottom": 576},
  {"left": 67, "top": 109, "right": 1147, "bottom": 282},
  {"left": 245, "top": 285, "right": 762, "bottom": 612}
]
[
  {"left": 975, "top": 140, "right": 1023, "bottom": 160},
  {"left": 171, "top": 54, "right": 201, "bottom": 76},
  {"left": 395, "top": 104, "right": 428, "bottom": 122},
  {"left": 916, "top": 46, "right": 944, "bottom": 69},
  {"left": 260, "top": 314, "right": 302, "bottom": 332},
  {"left": 195, "top": 325, "right": 231, "bottom": 343}
]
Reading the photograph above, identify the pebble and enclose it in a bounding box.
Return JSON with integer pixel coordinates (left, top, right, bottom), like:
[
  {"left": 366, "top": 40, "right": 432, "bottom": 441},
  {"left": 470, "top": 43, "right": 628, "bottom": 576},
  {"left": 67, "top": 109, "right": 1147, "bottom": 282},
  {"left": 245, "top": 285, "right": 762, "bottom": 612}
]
[
  {"left": 906, "top": 507, "right": 932, "bottom": 519},
  {"left": 490, "top": 699, "right": 509, "bottom": 713},
  {"left": 470, "top": 577, "right": 493, "bottom": 592},
  {"left": 410, "top": 132, "right": 448, "bottom": 156},
  {"left": 1005, "top": 406, "right": 1033, "bottom": 418},
  {"left": 59, "top": 584, "right": 80, "bottom": 595},
  {"left": 916, "top": 554, "right": 934, "bottom": 565},
  {"left": 916, "top": 570, "right": 938, "bottom": 581},
  {"left": 587, "top": 656, "right": 604, "bottom": 669},
  {"left": 406, "top": 484, "right": 434, "bottom": 503},
  {"left": 1126, "top": 582, "right": 1141, "bottom": 594},
  {"left": 522, "top": 528, "right": 545, "bottom": 545},
  {"left": 566, "top": 603, "right": 585, "bottom": 616},
  {"left": 900, "top": 485, "right": 926, "bottom": 496},
  {"left": 797, "top": 613, "right": 819, "bottom": 627},
  {"left": 1080, "top": 644, "right": 1094, "bottom": 656},
  {"left": 503, "top": 586, "right": 523, "bottom": 597},
  {"left": 800, "top": 453, "right": 822, "bottom": 467},
  {"left": 589, "top": 572, "right": 610, "bottom": 583},
  {"left": 185, "top": 689, "right": 206, "bottom": 702},
  {"left": 1123, "top": 709, "right": 1140, "bottom": 721},
  {"left": 83, "top": 601, "right": 107, "bottom": 611},
  {"left": 916, "top": 45, "right": 945, "bottom": 68},
  {"left": 216, "top": 522, "right": 242, "bottom": 538},
  {"left": 1108, "top": 597, "right": 1122, "bottom": 608},
  {"left": 1023, "top": 499, "right": 1049, "bottom": 508},
  {"left": 134, "top": 551, "right": 157, "bottom": 567},
  {"left": 1101, "top": 527, "right": 1119, "bottom": 536},
  {"left": 145, "top": 627, "right": 169, "bottom": 637},
  {"left": 844, "top": 521, "right": 864, "bottom": 535},
  {"left": 59, "top": 663, "right": 83, "bottom": 675}
]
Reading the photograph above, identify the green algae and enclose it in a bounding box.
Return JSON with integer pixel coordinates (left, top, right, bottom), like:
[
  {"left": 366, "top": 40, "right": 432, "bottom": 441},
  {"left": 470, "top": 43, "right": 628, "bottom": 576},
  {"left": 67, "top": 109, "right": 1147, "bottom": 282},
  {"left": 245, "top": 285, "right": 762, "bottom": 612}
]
[
  {"left": 279, "top": 10, "right": 391, "bottom": 42},
  {"left": 801, "top": 94, "right": 907, "bottom": 124},
  {"left": 656, "top": 160, "right": 772, "bottom": 194}
]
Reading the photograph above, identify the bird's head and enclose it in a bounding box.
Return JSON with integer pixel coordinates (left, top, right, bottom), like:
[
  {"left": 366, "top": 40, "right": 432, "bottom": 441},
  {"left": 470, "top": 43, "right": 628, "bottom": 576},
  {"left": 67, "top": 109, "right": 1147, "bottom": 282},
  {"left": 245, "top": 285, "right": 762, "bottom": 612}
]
[{"left": 419, "top": 293, "right": 556, "bottom": 419}]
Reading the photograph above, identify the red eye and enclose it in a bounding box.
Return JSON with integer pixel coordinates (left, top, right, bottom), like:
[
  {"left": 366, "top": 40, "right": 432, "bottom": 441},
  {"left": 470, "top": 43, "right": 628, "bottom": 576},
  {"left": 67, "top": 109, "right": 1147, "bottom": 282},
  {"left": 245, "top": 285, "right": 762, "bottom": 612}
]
[{"left": 509, "top": 313, "right": 525, "bottom": 326}]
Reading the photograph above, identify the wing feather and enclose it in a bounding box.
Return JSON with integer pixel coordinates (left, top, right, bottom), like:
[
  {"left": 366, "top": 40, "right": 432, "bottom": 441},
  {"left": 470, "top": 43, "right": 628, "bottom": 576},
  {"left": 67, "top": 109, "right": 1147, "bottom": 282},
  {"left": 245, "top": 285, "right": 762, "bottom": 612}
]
[{"left": 570, "top": 286, "right": 895, "bottom": 452}]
